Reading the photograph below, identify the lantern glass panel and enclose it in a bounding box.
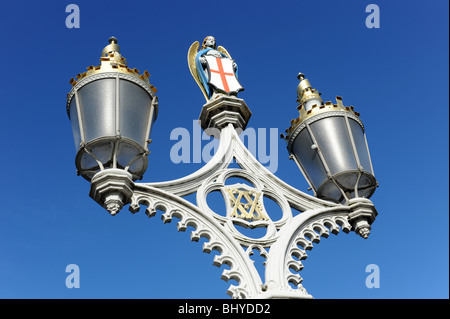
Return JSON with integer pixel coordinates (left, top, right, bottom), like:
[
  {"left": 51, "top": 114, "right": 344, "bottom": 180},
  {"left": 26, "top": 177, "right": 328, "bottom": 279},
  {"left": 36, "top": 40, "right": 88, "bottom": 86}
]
[
  {"left": 84, "top": 172, "right": 95, "bottom": 180},
  {"left": 334, "top": 171, "right": 359, "bottom": 190},
  {"left": 128, "top": 157, "right": 145, "bottom": 175},
  {"left": 89, "top": 140, "right": 114, "bottom": 166},
  {"left": 358, "top": 186, "right": 374, "bottom": 198},
  {"left": 358, "top": 174, "right": 373, "bottom": 188},
  {"left": 117, "top": 142, "right": 140, "bottom": 168},
  {"left": 78, "top": 79, "right": 116, "bottom": 142},
  {"left": 69, "top": 98, "right": 81, "bottom": 152},
  {"left": 309, "top": 117, "right": 357, "bottom": 175},
  {"left": 80, "top": 152, "right": 98, "bottom": 170},
  {"left": 348, "top": 119, "right": 373, "bottom": 174},
  {"left": 119, "top": 79, "right": 152, "bottom": 146},
  {"left": 292, "top": 129, "right": 328, "bottom": 189},
  {"left": 319, "top": 181, "right": 344, "bottom": 202}
]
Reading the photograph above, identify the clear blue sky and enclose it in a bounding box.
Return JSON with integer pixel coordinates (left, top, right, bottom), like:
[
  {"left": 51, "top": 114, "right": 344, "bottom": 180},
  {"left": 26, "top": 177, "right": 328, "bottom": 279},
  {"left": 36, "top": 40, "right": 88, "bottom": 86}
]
[{"left": 0, "top": 0, "right": 448, "bottom": 299}]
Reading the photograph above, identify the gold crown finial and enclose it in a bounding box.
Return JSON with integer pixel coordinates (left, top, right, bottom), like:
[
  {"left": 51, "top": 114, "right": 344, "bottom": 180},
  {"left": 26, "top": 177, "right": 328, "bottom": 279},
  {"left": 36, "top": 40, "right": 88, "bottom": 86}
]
[
  {"left": 283, "top": 74, "right": 361, "bottom": 140},
  {"left": 68, "top": 37, "right": 157, "bottom": 94},
  {"left": 296, "top": 73, "right": 322, "bottom": 109},
  {"left": 101, "top": 36, "right": 121, "bottom": 60}
]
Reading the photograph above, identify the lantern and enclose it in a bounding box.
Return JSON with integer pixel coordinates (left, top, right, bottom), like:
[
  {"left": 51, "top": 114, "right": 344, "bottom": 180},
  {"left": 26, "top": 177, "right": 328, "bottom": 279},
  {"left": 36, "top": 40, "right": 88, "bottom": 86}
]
[
  {"left": 66, "top": 37, "right": 158, "bottom": 214},
  {"left": 283, "top": 73, "right": 377, "bottom": 204}
]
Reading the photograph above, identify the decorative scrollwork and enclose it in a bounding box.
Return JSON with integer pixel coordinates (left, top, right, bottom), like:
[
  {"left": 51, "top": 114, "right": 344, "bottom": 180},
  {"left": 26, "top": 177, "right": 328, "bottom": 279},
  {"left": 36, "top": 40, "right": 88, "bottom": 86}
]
[
  {"left": 130, "top": 184, "right": 262, "bottom": 298},
  {"left": 264, "top": 209, "right": 352, "bottom": 297},
  {"left": 130, "top": 124, "right": 370, "bottom": 298}
]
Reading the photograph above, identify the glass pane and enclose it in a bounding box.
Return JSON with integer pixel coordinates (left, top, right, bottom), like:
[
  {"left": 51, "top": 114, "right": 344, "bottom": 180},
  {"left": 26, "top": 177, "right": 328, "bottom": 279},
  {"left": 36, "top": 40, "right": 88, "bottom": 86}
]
[
  {"left": 358, "top": 173, "right": 373, "bottom": 188},
  {"left": 89, "top": 140, "right": 114, "bottom": 167},
  {"left": 117, "top": 142, "right": 140, "bottom": 169},
  {"left": 128, "top": 156, "right": 145, "bottom": 175},
  {"left": 318, "top": 181, "right": 343, "bottom": 203},
  {"left": 358, "top": 187, "right": 375, "bottom": 199},
  {"left": 291, "top": 128, "right": 328, "bottom": 190},
  {"left": 69, "top": 98, "right": 81, "bottom": 152},
  {"left": 335, "top": 171, "right": 359, "bottom": 190},
  {"left": 349, "top": 119, "right": 373, "bottom": 175},
  {"left": 119, "top": 79, "right": 152, "bottom": 146},
  {"left": 310, "top": 116, "right": 358, "bottom": 175},
  {"left": 78, "top": 79, "right": 116, "bottom": 142},
  {"left": 80, "top": 152, "right": 98, "bottom": 170}
]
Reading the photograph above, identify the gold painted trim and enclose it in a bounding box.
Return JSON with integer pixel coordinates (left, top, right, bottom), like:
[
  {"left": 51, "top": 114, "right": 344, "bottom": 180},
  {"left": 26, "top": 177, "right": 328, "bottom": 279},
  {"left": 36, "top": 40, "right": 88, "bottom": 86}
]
[{"left": 225, "top": 188, "right": 269, "bottom": 221}]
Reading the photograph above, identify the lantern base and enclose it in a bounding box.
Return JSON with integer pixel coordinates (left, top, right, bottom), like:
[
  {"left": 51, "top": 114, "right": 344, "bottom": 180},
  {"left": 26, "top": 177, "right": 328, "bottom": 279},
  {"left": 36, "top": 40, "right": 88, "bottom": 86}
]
[
  {"left": 89, "top": 168, "right": 134, "bottom": 215},
  {"left": 347, "top": 197, "right": 378, "bottom": 239}
]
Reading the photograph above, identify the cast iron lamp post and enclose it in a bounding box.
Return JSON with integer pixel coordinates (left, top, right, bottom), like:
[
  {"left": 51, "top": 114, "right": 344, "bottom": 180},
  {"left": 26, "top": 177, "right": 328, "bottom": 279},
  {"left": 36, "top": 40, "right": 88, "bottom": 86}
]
[{"left": 66, "top": 37, "right": 378, "bottom": 298}]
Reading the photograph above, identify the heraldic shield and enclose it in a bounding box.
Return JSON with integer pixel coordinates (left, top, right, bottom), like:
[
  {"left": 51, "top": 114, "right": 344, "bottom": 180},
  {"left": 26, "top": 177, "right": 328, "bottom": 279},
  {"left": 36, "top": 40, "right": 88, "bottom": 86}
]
[{"left": 205, "top": 55, "right": 244, "bottom": 95}]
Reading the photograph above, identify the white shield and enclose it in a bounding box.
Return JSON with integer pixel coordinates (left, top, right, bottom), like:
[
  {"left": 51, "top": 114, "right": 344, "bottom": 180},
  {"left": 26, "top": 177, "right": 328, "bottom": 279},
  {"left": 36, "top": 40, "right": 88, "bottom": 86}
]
[{"left": 205, "top": 55, "right": 243, "bottom": 94}]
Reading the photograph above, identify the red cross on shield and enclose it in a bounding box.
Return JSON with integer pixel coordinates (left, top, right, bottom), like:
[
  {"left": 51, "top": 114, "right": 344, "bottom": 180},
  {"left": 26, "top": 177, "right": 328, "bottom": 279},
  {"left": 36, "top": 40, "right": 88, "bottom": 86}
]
[{"left": 205, "top": 55, "right": 244, "bottom": 95}]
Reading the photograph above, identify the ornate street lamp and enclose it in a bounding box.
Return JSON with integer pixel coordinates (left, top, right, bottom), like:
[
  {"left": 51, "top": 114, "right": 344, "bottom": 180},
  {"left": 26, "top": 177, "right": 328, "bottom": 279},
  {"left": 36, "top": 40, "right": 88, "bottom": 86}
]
[
  {"left": 67, "top": 37, "right": 379, "bottom": 298},
  {"left": 66, "top": 37, "right": 158, "bottom": 215},
  {"left": 282, "top": 73, "right": 377, "bottom": 204},
  {"left": 281, "top": 73, "right": 378, "bottom": 238}
]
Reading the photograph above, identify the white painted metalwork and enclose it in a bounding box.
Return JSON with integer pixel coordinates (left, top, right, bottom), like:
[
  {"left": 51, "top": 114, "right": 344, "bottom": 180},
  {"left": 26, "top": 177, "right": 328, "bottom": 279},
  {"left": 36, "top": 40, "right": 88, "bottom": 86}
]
[{"left": 125, "top": 123, "right": 376, "bottom": 299}]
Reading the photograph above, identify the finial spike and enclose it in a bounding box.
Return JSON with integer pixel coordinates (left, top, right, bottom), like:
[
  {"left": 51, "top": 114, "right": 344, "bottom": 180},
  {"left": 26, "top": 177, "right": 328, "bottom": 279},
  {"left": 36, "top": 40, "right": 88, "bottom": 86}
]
[
  {"left": 101, "top": 37, "right": 121, "bottom": 60},
  {"left": 296, "top": 74, "right": 323, "bottom": 111}
]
